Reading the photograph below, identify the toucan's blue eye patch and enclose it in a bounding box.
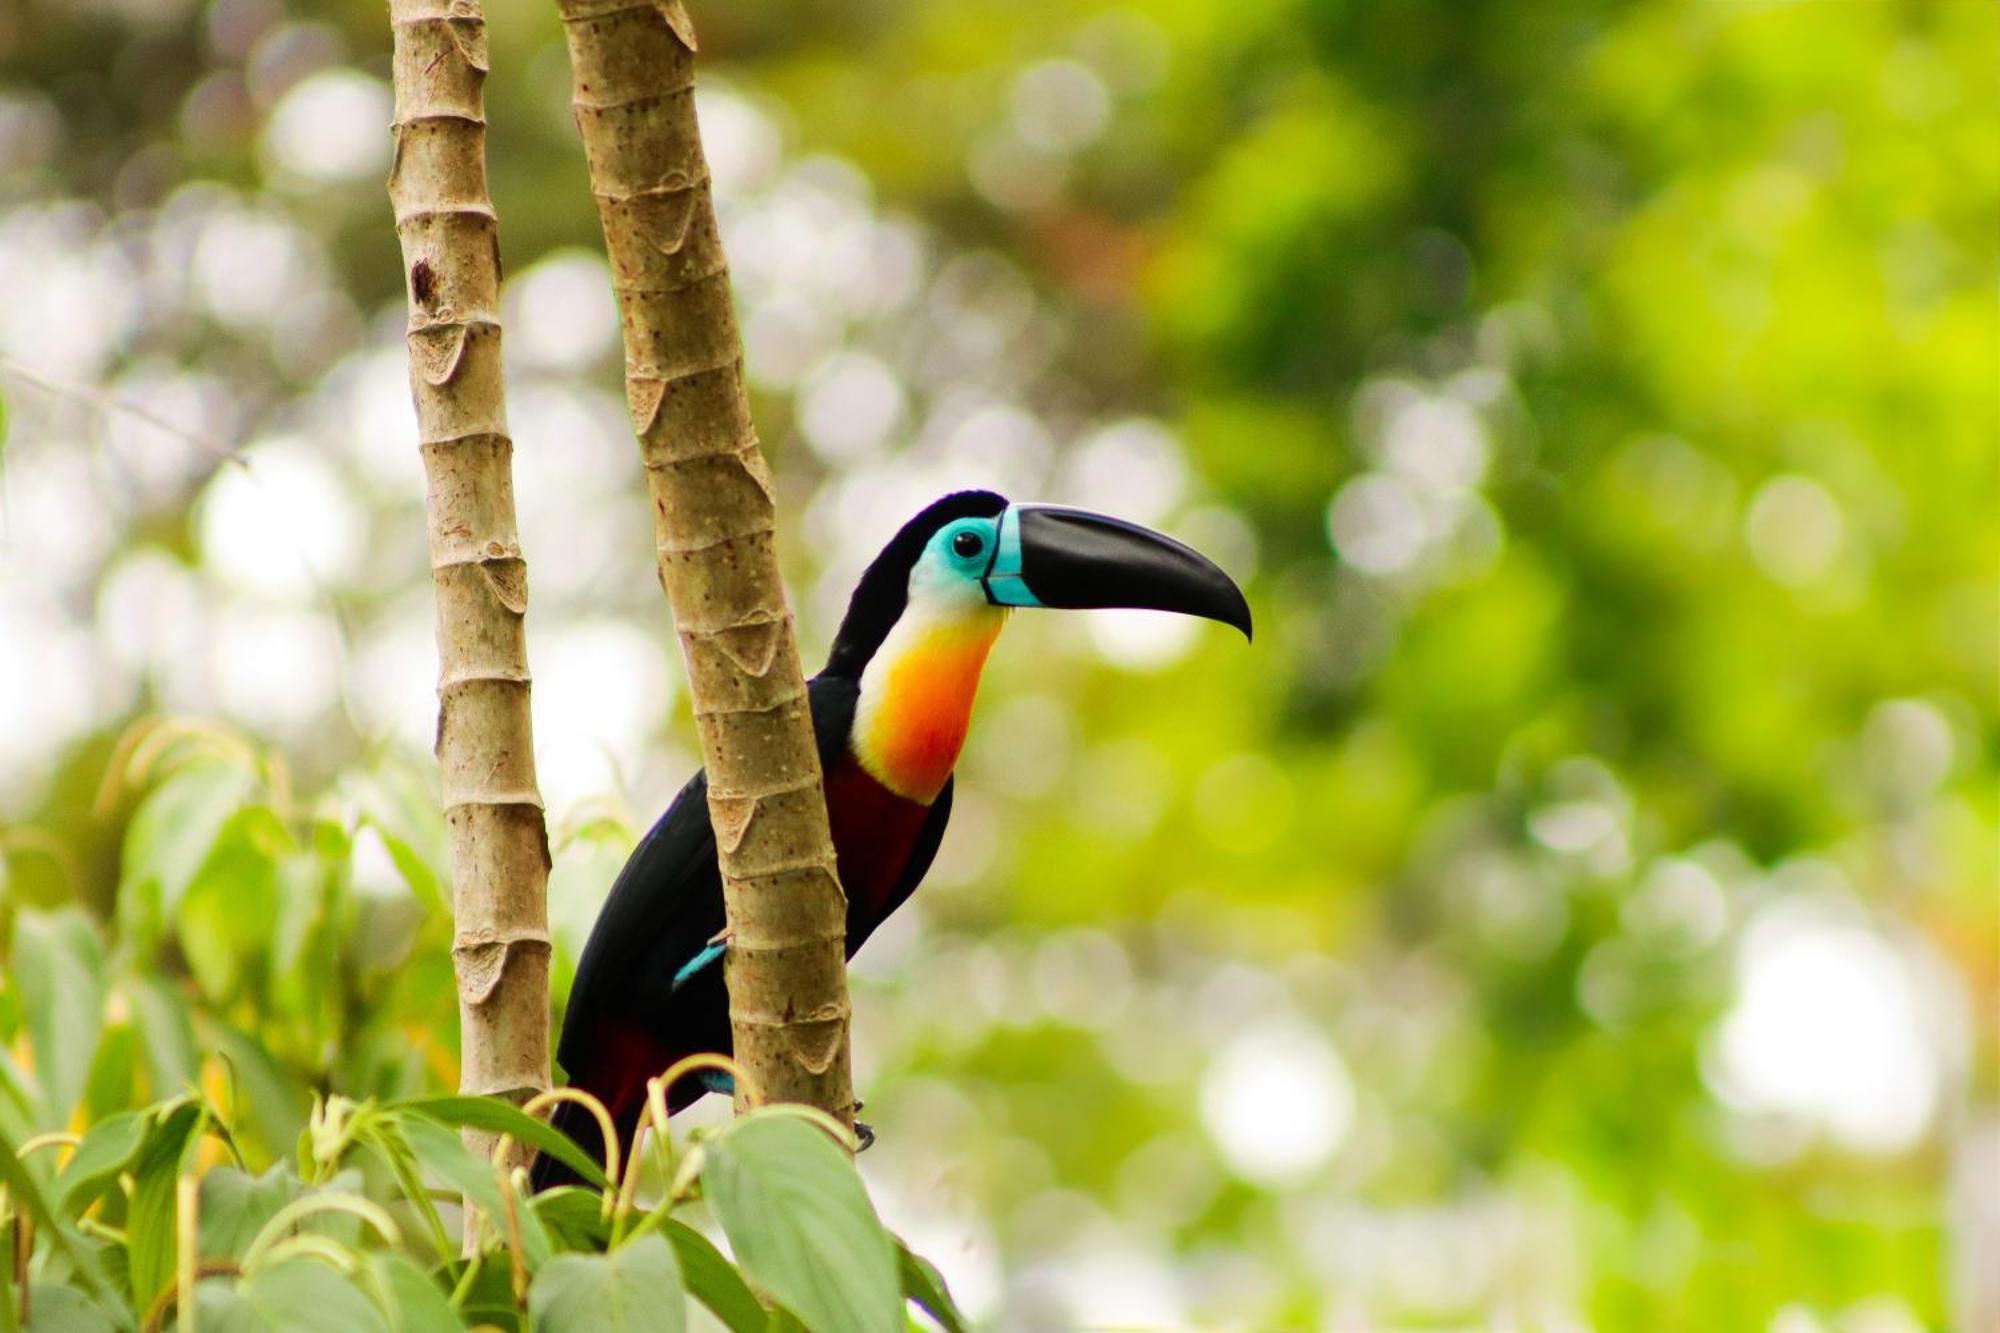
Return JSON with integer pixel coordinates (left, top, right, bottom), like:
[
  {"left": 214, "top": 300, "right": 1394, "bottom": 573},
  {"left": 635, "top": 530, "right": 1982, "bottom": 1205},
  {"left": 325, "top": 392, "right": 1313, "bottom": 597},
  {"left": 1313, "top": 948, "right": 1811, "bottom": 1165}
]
[{"left": 926, "top": 517, "right": 1007, "bottom": 578}]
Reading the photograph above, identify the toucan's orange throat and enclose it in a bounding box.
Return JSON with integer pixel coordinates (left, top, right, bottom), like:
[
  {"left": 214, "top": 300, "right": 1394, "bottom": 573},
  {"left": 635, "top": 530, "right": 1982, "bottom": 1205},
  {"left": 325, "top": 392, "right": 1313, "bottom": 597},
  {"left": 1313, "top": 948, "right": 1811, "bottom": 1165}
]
[{"left": 852, "top": 601, "right": 1007, "bottom": 803}]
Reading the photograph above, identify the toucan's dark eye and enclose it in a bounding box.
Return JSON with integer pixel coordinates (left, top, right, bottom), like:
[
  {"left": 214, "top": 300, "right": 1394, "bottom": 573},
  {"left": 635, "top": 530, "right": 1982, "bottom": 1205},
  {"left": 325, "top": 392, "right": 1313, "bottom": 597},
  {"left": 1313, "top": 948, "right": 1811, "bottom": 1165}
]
[{"left": 952, "top": 530, "right": 985, "bottom": 560}]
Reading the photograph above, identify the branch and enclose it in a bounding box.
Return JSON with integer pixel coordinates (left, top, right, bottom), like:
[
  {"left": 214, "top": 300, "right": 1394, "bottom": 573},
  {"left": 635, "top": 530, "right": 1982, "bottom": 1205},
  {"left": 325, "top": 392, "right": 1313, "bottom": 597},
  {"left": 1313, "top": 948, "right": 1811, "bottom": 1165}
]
[
  {"left": 554, "top": 0, "right": 854, "bottom": 1123},
  {"left": 388, "top": 0, "right": 553, "bottom": 1153}
]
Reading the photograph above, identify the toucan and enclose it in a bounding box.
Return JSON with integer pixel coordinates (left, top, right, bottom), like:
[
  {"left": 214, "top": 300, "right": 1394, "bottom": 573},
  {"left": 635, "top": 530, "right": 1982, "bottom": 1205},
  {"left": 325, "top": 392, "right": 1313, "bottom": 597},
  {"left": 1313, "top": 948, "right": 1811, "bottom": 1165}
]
[{"left": 531, "top": 491, "right": 1250, "bottom": 1189}]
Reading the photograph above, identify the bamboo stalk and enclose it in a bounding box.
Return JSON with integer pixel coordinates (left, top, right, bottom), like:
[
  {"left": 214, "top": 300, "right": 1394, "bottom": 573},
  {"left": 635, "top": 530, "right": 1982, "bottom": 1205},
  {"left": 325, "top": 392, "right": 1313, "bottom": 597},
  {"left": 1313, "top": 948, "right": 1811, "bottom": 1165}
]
[
  {"left": 553, "top": 0, "right": 855, "bottom": 1125},
  {"left": 387, "top": 0, "right": 552, "bottom": 1154}
]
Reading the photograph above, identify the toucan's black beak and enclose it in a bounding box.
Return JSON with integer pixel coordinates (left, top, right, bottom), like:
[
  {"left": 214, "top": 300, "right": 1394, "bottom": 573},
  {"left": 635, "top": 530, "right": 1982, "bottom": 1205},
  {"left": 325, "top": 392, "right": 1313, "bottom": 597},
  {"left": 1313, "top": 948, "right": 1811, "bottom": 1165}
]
[{"left": 982, "top": 504, "right": 1253, "bottom": 641}]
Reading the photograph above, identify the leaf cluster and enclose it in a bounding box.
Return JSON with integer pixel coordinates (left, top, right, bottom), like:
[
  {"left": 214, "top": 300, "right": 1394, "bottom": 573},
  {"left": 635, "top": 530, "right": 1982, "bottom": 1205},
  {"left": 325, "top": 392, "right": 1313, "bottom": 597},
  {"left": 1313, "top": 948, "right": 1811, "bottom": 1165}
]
[
  {"left": 0, "top": 726, "right": 965, "bottom": 1330},
  {"left": 0, "top": 1090, "right": 967, "bottom": 1331}
]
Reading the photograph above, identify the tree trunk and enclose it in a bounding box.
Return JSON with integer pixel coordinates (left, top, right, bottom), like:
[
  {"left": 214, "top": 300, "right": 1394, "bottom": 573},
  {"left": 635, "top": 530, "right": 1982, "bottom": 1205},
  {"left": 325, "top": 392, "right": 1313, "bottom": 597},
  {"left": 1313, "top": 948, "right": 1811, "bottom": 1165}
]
[
  {"left": 388, "top": 0, "right": 552, "bottom": 1158},
  {"left": 553, "top": 0, "right": 855, "bottom": 1126}
]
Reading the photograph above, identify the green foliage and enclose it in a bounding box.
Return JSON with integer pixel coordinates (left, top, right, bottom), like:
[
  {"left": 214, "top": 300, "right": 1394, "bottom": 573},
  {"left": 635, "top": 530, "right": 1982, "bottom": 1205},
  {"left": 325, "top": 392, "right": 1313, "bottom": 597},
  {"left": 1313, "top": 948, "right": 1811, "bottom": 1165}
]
[
  {"left": 528, "top": 1235, "right": 683, "bottom": 1333},
  {"left": 8, "top": 911, "right": 105, "bottom": 1131},
  {"left": 125, "top": 1101, "right": 202, "bottom": 1310},
  {"left": 195, "top": 1259, "right": 388, "bottom": 1333},
  {"left": 702, "top": 1116, "right": 901, "bottom": 1333},
  {"left": 0, "top": 744, "right": 968, "bottom": 1331},
  {"left": 656, "top": 1219, "right": 767, "bottom": 1333},
  {"left": 1, "top": 1086, "right": 968, "bottom": 1332},
  {"left": 388, "top": 1098, "right": 610, "bottom": 1194}
]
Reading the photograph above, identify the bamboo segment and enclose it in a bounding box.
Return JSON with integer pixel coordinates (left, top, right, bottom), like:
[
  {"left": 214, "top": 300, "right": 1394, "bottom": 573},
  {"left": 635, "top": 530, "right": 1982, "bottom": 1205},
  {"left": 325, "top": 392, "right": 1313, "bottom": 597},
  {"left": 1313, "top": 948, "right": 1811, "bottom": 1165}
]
[
  {"left": 388, "top": 0, "right": 552, "bottom": 1152},
  {"left": 554, "top": 0, "right": 855, "bottom": 1125}
]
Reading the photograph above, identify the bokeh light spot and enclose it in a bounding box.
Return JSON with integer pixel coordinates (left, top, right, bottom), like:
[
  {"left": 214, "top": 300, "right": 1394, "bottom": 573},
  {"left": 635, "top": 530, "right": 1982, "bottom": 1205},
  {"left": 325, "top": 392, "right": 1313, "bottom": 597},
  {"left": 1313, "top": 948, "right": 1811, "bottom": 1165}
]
[
  {"left": 1327, "top": 472, "right": 1427, "bottom": 574},
  {"left": 262, "top": 69, "right": 391, "bottom": 183},
  {"left": 1010, "top": 60, "right": 1113, "bottom": 153},
  {"left": 1746, "top": 474, "right": 1845, "bottom": 586},
  {"left": 1708, "top": 898, "right": 1946, "bottom": 1154},
  {"left": 1199, "top": 1018, "right": 1354, "bottom": 1188},
  {"left": 198, "top": 438, "right": 366, "bottom": 597}
]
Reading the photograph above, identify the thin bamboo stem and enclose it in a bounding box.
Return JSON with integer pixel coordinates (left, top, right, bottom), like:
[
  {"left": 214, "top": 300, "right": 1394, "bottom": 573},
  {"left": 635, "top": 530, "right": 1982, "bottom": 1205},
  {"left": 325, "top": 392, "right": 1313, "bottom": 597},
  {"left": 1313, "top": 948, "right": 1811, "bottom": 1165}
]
[
  {"left": 553, "top": 0, "right": 854, "bottom": 1125},
  {"left": 388, "top": 0, "right": 553, "bottom": 1157}
]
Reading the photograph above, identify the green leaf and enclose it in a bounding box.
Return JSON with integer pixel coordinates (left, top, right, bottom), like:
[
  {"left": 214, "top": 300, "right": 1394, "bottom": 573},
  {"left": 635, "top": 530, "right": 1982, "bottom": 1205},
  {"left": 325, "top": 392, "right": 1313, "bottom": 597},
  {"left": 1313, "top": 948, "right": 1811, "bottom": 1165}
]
[
  {"left": 531, "top": 1187, "right": 611, "bottom": 1253},
  {"left": 198, "top": 1165, "right": 296, "bottom": 1262},
  {"left": 527, "top": 1233, "right": 684, "bottom": 1333},
  {"left": 449, "top": 1253, "right": 521, "bottom": 1331},
  {"left": 341, "top": 769, "right": 447, "bottom": 917},
  {"left": 355, "top": 1125, "right": 451, "bottom": 1261},
  {"left": 366, "top": 1253, "right": 462, "bottom": 1333},
  {"left": 117, "top": 761, "right": 254, "bottom": 948},
  {"left": 54, "top": 1110, "right": 146, "bottom": 1215},
  {"left": 124, "top": 976, "right": 198, "bottom": 1097},
  {"left": 657, "top": 1217, "right": 766, "bottom": 1333},
  {"left": 10, "top": 908, "right": 107, "bottom": 1128},
  {"left": 701, "top": 1114, "right": 900, "bottom": 1333},
  {"left": 396, "top": 1116, "right": 551, "bottom": 1272},
  {"left": 0, "top": 1048, "right": 35, "bottom": 1126},
  {"left": 895, "top": 1238, "right": 969, "bottom": 1333},
  {"left": 270, "top": 852, "right": 323, "bottom": 985},
  {"left": 81, "top": 1024, "right": 135, "bottom": 1125},
  {"left": 175, "top": 808, "right": 285, "bottom": 1003},
  {"left": 397, "top": 1115, "right": 503, "bottom": 1219},
  {"left": 21, "top": 1284, "right": 117, "bottom": 1333},
  {"left": 388, "top": 1096, "right": 610, "bottom": 1191},
  {"left": 0, "top": 1123, "right": 109, "bottom": 1299},
  {"left": 272, "top": 853, "right": 343, "bottom": 1053},
  {"left": 208, "top": 1028, "right": 308, "bottom": 1153},
  {"left": 194, "top": 1259, "right": 390, "bottom": 1333},
  {"left": 126, "top": 1101, "right": 203, "bottom": 1309}
]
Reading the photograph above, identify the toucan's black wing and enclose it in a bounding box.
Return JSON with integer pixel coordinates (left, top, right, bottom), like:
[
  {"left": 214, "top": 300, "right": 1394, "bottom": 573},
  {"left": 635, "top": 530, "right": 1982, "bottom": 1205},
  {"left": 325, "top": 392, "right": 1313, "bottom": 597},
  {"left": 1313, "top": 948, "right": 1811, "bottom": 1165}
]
[
  {"left": 806, "top": 674, "right": 860, "bottom": 759},
  {"left": 555, "top": 674, "right": 863, "bottom": 1076},
  {"left": 555, "top": 765, "right": 723, "bottom": 1076}
]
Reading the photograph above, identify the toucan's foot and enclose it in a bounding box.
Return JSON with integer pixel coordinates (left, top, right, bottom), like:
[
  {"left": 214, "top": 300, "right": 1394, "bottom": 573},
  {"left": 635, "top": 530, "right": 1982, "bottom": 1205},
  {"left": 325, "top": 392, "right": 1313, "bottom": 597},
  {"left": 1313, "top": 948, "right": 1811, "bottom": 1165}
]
[
  {"left": 854, "top": 1120, "right": 876, "bottom": 1152},
  {"left": 698, "top": 1070, "right": 735, "bottom": 1097}
]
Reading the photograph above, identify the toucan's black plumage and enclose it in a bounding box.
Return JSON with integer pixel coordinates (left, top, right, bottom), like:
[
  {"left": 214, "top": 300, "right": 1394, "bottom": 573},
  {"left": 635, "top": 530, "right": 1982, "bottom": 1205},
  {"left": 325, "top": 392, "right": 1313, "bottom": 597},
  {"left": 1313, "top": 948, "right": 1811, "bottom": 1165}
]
[{"left": 533, "top": 490, "right": 1247, "bottom": 1189}]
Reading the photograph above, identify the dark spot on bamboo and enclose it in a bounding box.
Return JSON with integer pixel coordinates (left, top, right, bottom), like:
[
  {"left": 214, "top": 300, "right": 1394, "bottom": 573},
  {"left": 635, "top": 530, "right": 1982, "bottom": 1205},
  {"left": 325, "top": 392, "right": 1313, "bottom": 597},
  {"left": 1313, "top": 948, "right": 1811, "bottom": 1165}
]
[{"left": 411, "top": 258, "right": 437, "bottom": 306}]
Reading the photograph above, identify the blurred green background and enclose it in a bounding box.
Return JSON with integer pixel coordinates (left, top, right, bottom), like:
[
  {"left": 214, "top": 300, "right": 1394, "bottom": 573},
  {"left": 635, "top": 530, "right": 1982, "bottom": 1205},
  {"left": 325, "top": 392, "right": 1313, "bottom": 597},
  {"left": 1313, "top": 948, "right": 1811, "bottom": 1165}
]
[{"left": 0, "top": 0, "right": 1994, "bottom": 1326}]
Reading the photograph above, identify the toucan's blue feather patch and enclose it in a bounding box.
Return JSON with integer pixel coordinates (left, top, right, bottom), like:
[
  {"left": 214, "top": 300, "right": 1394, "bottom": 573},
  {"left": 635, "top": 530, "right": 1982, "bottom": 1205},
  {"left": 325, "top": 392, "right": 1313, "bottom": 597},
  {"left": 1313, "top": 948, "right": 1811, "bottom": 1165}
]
[
  {"left": 672, "top": 941, "right": 724, "bottom": 992},
  {"left": 983, "top": 506, "right": 1044, "bottom": 608}
]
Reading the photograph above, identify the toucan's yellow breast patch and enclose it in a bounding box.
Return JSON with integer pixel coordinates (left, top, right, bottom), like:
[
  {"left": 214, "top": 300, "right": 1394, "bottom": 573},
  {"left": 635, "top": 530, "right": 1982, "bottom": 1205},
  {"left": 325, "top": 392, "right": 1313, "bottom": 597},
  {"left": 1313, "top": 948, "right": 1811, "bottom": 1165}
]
[{"left": 855, "top": 606, "right": 1005, "bottom": 802}]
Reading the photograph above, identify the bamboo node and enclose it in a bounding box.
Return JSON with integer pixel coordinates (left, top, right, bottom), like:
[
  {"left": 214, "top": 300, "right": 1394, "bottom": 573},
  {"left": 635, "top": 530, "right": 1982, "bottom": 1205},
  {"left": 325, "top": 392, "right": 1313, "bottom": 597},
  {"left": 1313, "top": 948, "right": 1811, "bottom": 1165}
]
[
  {"left": 656, "top": 0, "right": 697, "bottom": 51},
  {"left": 453, "top": 931, "right": 553, "bottom": 1006},
  {"left": 728, "top": 1003, "right": 849, "bottom": 1032},
  {"left": 705, "top": 793, "right": 754, "bottom": 854},
  {"left": 718, "top": 853, "right": 841, "bottom": 883},
  {"left": 739, "top": 447, "right": 776, "bottom": 505},
  {"left": 628, "top": 377, "right": 667, "bottom": 436},
  {"left": 703, "top": 620, "right": 783, "bottom": 678},
  {"left": 409, "top": 323, "right": 470, "bottom": 386},
  {"left": 480, "top": 559, "right": 530, "bottom": 614},
  {"left": 641, "top": 196, "right": 701, "bottom": 258},
  {"left": 439, "top": 788, "right": 546, "bottom": 811},
  {"left": 785, "top": 1020, "right": 847, "bottom": 1076},
  {"left": 447, "top": 16, "right": 489, "bottom": 73}
]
